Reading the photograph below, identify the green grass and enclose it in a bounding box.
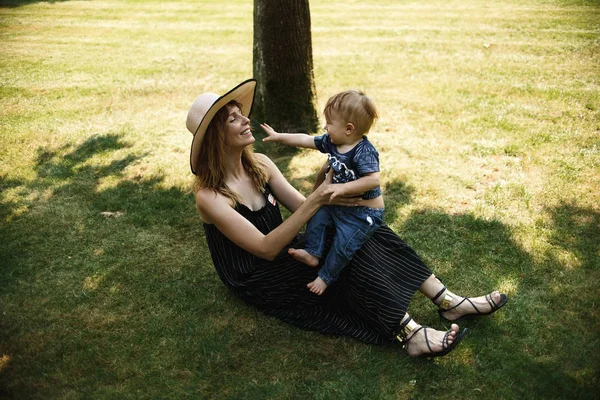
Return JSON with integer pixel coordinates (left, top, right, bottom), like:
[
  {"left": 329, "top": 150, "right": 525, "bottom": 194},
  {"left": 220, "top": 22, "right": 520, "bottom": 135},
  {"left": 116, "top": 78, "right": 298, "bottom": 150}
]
[{"left": 1, "top": 0, "right": 599, "bottom": 398}]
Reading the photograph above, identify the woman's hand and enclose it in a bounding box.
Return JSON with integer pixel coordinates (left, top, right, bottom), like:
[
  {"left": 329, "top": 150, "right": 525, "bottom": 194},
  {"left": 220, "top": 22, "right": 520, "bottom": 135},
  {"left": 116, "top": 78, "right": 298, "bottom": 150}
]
[
  {"left": 311, "top": 163, "right": 362, "bottom": 207},
  {"left": 328, "top": 194, "right": 362, "bottom": 207},
  {"left": 311, "top": 170, "right": 361, "bottom": 207}
]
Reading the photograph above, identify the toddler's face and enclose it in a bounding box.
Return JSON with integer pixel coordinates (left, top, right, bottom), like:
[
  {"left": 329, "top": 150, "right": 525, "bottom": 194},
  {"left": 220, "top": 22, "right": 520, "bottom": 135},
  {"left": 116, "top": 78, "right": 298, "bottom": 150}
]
[{"left": 324, "top": 111, "right": 349, "bottom": 145}]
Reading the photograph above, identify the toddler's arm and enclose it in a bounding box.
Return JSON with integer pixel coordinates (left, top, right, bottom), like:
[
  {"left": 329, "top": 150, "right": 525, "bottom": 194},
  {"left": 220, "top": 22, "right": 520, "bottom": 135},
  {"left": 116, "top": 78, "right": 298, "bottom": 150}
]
[
  {"left": 324, "top": 172, "right": 380, "bottom": 200},
  {"left": 261, "top": 123, "right": 316, "bottom": 149}
]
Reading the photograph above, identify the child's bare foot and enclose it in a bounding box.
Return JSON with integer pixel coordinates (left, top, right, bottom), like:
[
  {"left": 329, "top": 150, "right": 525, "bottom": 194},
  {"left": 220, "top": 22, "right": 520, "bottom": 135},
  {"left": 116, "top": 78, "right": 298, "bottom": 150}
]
[
  {"left": 288, "top": 248, "right": 319, "bottom": 267},
  {"left": 307, "top": 277, "right": 328, "bottom": 295}
]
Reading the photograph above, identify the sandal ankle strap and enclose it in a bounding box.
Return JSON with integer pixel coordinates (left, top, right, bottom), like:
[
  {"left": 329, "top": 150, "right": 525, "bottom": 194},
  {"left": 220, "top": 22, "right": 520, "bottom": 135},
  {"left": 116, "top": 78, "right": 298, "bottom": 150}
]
[
  {"left": 432, "top": 286, "right": 453, "bottom": 310},
  {"left": 439, "top": 293, "right": 453, "bottom": 310},
  {"left": 397, "top": 316, "right": 419, "bottom": 345},
  {"left": 431, "top": 286, "right": 446, "bottom": 303}
]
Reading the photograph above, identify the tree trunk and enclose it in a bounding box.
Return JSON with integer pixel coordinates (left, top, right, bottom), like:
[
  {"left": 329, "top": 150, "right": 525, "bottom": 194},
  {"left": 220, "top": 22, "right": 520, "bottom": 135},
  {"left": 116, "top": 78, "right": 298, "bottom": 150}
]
[{"left": 253, "top": 0, "right": 319, "bottom": 133}]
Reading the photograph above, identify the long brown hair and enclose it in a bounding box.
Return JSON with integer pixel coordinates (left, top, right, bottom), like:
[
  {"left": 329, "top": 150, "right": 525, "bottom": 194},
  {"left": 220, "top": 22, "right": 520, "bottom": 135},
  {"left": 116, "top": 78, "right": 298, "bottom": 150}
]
[{"left": 193, "top": 100, "right": 269, "bottom": 204}]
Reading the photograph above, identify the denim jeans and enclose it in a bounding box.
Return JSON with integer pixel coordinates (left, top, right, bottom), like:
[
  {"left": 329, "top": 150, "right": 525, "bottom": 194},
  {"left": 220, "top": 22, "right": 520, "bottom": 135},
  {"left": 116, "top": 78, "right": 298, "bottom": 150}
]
[{"left": 305, "top": 206, "right": 384, "bottom": 285}]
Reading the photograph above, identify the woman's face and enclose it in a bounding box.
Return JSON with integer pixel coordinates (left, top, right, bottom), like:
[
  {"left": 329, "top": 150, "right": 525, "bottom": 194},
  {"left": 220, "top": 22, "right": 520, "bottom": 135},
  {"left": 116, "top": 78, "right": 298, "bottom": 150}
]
[{"left": 223, "top": 104, "right": 254, "bottom": 148}]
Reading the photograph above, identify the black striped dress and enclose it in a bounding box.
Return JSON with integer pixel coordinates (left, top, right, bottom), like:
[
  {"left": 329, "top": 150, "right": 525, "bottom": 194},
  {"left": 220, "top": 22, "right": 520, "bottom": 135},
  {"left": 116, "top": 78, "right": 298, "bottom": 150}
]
[{"left": 203, "top": 186, "right": 433, "bottom": 345}]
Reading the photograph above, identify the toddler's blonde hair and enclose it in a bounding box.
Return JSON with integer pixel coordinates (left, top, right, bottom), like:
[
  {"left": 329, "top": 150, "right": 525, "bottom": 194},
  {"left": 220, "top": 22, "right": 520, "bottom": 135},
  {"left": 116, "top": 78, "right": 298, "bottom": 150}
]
[{"left": 323, "top": 90, "right": 378, "bottom": 135}]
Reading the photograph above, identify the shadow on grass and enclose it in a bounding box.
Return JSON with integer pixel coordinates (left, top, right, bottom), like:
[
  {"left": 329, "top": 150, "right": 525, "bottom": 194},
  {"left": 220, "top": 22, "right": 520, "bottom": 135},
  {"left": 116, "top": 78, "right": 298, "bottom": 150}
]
[
  {"left": 398, "top": 207, "right": 598, "bottom": 398},
  {"left": 0, "top": 0, "right": 75, "bottom": 8},
  {"left": 383, "top": 178, "right": 414, "bottom": 223},
  {"left": 35, "top": 134, "right": 137, "bottom": 179},
  {"left": 0, "top": 132, "right": 597, "bottom": 398},
  {"left": 0, "top": 132, "right": 204, "bottom": 280},
  {"left": 0, "top": 132, "right": 213, "bottom": 398},
  {"left": 545, "top": 202, "right": 599, "bottom": 271}
]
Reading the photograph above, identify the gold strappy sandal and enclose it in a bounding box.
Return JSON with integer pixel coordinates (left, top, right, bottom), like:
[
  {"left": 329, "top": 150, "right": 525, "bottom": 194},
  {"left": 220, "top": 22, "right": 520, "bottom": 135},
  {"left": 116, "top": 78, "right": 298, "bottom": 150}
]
[
  {"left": 396, "top": 316, "right": 467, "bottom": 358},
  {"left": 433, "top": 283, "right": 509, "bottom": 322}
]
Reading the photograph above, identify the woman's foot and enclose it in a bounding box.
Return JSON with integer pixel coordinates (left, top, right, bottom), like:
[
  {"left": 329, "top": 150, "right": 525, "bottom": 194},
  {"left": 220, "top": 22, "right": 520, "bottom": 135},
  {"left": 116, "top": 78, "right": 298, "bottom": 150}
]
[
  {"left": 307, "top": 277, "right": 328, "bottom": 295},
  {"left": 289, "top": 248, "right": 319, "bottom": 267},
  {"left": 397, "top": 316, "right": 467, "bottom": 358},
  {"left": 437, "top": 290, "right": 508, "bottom": 322}
]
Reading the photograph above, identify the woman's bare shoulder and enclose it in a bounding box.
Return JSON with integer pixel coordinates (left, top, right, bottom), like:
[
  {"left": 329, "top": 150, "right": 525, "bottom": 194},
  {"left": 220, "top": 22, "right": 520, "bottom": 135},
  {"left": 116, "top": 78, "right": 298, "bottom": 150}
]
[
  {"left": 254, "top": 152, "right": 274, "bottom": 165},
  {"left": 254, "top": 152, "right": 279, "bottom": 174},
  {"left": 195, "top": 188, "right": 233, "bottom": 224}
]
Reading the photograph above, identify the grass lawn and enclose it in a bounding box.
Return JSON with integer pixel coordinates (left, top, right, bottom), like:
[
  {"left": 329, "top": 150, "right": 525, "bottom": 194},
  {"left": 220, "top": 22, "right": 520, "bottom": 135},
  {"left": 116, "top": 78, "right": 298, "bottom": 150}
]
[{"left": 1, "top": 0, "right": 599, "bottom": 398}]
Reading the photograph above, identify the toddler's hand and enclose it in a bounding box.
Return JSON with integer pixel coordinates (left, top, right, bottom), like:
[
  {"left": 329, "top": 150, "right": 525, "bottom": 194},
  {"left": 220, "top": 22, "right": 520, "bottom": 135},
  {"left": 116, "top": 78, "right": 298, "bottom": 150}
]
[
  {"left": 322, "top": 184, "right": 347, "bottom": 202},
  {"left": 260, "top": 123, "right": 279, "bottom": 142}
]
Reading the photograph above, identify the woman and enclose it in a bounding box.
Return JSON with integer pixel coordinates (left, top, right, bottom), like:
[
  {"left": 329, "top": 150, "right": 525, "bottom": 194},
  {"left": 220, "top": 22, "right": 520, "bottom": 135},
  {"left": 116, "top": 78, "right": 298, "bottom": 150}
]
[{"left": 186, "top": 79, "right": 508, "bottom": 358}]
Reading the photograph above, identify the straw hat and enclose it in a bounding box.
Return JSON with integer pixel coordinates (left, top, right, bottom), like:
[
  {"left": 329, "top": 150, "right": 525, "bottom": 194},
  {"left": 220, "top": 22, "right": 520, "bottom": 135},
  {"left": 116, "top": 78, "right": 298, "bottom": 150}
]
[{"left": 186, "top": 79, "right": 257, "bottom": 175}]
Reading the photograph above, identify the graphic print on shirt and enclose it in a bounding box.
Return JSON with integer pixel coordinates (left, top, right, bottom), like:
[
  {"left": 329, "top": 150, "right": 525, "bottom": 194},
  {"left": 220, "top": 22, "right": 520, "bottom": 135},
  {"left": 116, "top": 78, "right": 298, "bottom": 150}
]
[{"left": 328, "top": 153, "right": 357, "bottom": 184}]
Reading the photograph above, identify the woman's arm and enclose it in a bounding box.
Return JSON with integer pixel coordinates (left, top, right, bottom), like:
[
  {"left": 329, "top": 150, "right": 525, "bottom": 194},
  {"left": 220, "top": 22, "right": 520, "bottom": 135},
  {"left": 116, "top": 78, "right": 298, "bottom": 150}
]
[
  {"left": 312, "top": 160, "right": 329, "bottom": 192},
  {"left": 196, "top": 159, "right": 333, "bottom": 261}
]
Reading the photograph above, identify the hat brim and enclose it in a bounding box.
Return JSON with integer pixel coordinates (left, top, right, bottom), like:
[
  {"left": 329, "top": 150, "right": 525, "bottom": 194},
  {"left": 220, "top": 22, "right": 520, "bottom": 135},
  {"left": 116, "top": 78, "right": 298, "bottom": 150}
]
[{"left": 189, "top": 79, "right": 257, "bottom": 175}]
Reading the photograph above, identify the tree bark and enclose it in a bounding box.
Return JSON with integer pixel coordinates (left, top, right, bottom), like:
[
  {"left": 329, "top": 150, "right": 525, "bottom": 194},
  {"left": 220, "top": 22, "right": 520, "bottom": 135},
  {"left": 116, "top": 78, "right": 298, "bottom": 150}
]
[{"left": 253, "top": 0, "right": 319, "bottom": 133}]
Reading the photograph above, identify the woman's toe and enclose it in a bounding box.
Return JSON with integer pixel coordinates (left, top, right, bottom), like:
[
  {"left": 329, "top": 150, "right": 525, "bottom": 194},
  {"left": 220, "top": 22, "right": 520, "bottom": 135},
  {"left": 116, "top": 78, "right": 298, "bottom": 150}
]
[
  {"left": 493, "top": 291, "right": 503, "bottom": 303},
  {"left": 447, "top": 324, "right": 459, "bottom": 343}
]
